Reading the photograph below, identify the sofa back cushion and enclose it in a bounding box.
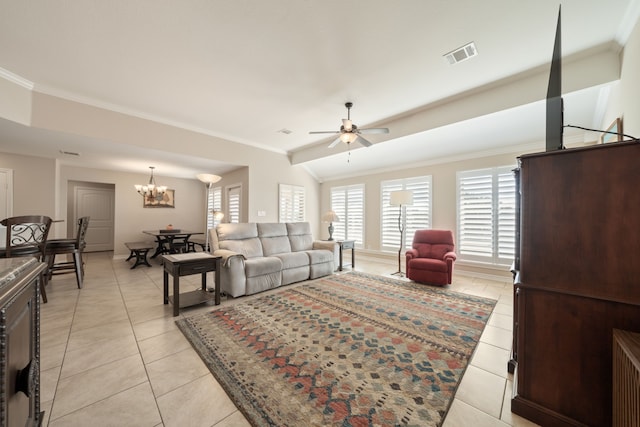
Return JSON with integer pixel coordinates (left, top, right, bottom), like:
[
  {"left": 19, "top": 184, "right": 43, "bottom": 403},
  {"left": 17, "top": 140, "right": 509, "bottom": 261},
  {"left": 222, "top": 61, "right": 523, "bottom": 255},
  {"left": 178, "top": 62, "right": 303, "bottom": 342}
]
[
  {"left": 258, "top": 223, "right": 292, "bottom": 255},
  {"left": 216, "top": 223, "right": 264, "bottom": 258},
  {"left": 412, "top": 229, "right": 455, "bottom": 260},
  {"left": 287, "top": 222, "right": 313, "bottom": 252}
]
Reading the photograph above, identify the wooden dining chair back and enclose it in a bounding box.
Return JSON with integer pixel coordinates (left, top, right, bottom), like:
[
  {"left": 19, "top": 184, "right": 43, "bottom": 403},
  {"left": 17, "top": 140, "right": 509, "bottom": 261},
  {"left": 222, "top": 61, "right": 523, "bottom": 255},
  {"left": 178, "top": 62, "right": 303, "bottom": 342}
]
[
  {"left": 1, "top": 215, "right": 52, "bottom": 258},
  {"left": 45, "top": 216, "right": 90, "bottom": 289},
  {"left": 0, "top": 215, "right": 53, "bottom": 302}
]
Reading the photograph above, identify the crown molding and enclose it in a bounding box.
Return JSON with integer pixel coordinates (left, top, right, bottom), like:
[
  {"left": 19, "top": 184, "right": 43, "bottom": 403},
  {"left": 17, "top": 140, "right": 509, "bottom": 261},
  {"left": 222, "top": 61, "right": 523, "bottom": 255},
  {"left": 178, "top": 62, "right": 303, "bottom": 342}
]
[{"left": 0, "top": 67, "right": 34, "bottom": 90}]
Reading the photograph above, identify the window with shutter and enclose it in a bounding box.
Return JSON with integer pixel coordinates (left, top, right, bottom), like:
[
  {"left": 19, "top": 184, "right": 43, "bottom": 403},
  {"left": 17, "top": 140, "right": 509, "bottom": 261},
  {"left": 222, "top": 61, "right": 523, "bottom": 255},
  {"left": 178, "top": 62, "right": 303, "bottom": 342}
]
[
  {"left": 329, "top": 184, "right": 364, "bottom": 246},
  {"left": 226, "top": 185, "right": 242, "bottom": 224},
  {"left": 206, "top": 186, "right": 222, "bottom": 230},
  {"left": 279, "top": 184, "right": 305, "bottom": 223},
  {"left": 457, "top": 166, "right": 515, "bottom": 265},
  {"left": 381, "top": 177, "right": 431, "bottom": 251}
]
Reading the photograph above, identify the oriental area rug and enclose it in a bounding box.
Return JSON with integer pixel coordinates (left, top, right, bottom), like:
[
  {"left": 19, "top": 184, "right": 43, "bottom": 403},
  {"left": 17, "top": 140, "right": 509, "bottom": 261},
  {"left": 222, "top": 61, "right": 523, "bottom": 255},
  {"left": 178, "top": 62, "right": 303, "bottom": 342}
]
[{"left": 176, "top": 271, "right": 497, "bottom": 427}]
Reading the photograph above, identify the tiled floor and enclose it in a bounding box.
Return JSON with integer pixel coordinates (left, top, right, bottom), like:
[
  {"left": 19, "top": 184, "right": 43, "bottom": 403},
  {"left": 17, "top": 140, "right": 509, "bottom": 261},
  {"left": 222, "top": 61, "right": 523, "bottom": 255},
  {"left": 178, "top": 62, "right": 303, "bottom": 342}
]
[{"left": 40, "top": 251, "right": 539, "bottom": 426}]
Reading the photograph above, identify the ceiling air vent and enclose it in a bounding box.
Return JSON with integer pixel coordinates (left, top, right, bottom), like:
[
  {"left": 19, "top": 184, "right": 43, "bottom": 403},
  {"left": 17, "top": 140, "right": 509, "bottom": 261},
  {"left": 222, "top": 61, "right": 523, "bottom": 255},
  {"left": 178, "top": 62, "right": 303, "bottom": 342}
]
[{"left": 444, "top": 42, "right": 478, "bottom": 65}]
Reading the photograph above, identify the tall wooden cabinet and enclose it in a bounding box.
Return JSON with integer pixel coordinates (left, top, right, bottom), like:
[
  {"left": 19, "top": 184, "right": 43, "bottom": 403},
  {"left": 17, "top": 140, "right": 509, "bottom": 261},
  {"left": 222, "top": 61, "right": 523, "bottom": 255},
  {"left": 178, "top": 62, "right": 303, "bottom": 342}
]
[
  {"left": 512, "top": 141, "right": 640, "bottom": 427},
  {"left": 0, "top": 257, "right": 45, "bottom": 426}
]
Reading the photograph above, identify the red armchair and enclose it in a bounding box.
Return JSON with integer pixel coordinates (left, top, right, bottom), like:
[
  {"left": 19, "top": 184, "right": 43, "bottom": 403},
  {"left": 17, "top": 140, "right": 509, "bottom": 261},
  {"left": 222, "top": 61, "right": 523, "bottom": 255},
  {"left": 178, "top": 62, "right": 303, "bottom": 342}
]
[{"left": 405, "top": 229, "right": 457, "bottom": 285}]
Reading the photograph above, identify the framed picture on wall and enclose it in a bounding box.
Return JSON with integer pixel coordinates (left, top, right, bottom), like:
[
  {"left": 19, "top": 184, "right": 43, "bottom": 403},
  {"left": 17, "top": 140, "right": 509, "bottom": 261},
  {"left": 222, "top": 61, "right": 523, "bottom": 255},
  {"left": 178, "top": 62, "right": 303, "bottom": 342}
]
[
  {"left": 600, "top": 118, "right": 623, "bottom": 144},
  {"left": 144, "top": 189, "right": 175, "bottom": 208}
]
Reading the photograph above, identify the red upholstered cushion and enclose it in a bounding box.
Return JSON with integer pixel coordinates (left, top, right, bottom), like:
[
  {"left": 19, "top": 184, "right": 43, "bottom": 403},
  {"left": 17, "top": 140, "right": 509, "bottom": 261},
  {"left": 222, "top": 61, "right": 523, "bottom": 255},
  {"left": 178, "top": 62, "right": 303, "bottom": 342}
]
[
  {"left": 408, "top": 258, "right": 448, "bottom": 272},
  {"left": 414, "top": 243, "right": 452, "bottom": 259}
]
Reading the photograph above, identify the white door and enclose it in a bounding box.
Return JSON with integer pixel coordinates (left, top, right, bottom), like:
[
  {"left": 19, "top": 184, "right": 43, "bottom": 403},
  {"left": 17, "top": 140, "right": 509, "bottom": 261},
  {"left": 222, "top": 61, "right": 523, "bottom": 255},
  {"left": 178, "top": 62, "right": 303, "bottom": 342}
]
[
  {"left": 0, "top": 169, "right": 13, "bottom": 245},
  {"left": 73, "top": 183, "right": 115, "bottom": 252}
]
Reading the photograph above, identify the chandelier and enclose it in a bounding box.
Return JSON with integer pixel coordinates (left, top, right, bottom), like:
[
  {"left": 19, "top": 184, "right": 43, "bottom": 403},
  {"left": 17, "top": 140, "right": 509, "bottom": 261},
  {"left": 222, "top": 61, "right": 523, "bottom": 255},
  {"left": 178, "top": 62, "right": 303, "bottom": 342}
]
[{"left": 135, "top": 166, "right": 167, "bottom": 201}]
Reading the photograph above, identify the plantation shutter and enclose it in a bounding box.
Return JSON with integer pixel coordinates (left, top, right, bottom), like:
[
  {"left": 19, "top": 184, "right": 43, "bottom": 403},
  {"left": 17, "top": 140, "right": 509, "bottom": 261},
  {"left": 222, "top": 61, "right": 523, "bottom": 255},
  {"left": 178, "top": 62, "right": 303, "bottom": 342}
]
[
  {"left": 381, "top": 176, "right": 431, "bottom": 251},
  {"left": 330, "top": 184, "right": 364, "bottom": 245},
  {"left": 227, "top": 185, "right": 241, "bottom": 223},
  {"left": 279, "top": 184, "right": 305, "bottom": 223},
  {"left": 206, "top": 186, "right": 222, "bottom": 230},
  {"left": 457, "top": 166, "right": 515, "bottom": 265},
  {"left": 497, "top": 169, "right": 516, "bottom": 261}
]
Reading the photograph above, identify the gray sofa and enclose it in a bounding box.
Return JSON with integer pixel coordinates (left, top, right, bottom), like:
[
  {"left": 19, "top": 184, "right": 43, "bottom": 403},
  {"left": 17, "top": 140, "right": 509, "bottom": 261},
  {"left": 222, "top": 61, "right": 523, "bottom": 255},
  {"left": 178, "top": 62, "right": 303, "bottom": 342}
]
[{"left": 209, "top": 222, "right": 337, "bottom": 297}]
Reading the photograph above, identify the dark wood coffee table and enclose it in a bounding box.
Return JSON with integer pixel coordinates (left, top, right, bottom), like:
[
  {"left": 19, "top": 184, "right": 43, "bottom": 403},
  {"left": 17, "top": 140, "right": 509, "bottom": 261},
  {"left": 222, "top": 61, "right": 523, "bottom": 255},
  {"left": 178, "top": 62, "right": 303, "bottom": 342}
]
[{"left": 162, "top": 253, "right": 221, "bottom": 316}]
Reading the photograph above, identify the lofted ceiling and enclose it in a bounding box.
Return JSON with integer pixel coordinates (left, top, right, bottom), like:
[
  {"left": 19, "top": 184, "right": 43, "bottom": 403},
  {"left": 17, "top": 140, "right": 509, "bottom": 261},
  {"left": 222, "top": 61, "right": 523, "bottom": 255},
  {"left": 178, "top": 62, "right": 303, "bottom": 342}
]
[{"left": 0, "top": 0, "right": 638, "bottom": 181}]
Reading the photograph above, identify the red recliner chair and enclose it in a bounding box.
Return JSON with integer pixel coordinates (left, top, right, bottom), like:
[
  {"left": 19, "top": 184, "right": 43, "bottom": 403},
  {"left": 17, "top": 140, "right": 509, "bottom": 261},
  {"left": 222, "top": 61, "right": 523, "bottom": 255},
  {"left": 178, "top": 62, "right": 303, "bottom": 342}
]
[{"left": 405, "top": 229, "right": 457, "bottom": 286}]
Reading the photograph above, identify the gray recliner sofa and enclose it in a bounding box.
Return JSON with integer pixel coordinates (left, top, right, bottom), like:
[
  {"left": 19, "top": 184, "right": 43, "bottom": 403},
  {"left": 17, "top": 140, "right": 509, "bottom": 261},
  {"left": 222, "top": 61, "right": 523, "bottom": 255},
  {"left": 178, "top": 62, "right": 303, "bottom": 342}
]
[{"left": 209, "top": 222, "right": 337, "bottom": 297}]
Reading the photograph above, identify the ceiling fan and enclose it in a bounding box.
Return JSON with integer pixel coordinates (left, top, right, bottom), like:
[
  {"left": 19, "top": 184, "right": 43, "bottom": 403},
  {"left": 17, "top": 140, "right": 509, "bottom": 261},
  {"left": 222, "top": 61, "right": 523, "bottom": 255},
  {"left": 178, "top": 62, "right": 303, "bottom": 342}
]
[{"left": 309, "top": 102, "right": 389, "bottom": 148}]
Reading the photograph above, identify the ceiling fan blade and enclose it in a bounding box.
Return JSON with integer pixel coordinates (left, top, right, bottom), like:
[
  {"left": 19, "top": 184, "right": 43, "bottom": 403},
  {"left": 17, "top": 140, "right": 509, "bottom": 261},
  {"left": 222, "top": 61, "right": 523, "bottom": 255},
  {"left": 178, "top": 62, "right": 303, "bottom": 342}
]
[
  {"left": 356, "top": 135, "right": 373, "bottom": 147},
  {"left": 309, "top": 130, "right": 339, "bottom": 134},
  {"left": 342, "top": 119, "right": 352, "bottom": 132},
  {"left": 358, "top": 127, "right": 389, "bottom": 135},
  {"left": 328, "top": 136, "right": 342, "bottom": 148}
]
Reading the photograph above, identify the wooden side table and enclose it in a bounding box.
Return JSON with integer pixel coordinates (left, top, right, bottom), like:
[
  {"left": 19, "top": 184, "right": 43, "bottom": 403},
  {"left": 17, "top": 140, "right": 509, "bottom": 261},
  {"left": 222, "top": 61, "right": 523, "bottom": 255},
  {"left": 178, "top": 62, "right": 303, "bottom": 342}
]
[
  {"left": 162, "top": 253, "right": 221, "bottom": 316},
  {"left": 337, "top": 240, "right": 355, "bottom": 271}
]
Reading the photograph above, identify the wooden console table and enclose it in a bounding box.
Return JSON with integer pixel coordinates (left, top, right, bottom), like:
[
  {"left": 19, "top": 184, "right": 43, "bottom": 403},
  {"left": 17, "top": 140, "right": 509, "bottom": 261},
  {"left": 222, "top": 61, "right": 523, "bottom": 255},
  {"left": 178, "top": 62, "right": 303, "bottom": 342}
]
[{"left": 162, "top": 253, "right": 221, "bottom": 316}]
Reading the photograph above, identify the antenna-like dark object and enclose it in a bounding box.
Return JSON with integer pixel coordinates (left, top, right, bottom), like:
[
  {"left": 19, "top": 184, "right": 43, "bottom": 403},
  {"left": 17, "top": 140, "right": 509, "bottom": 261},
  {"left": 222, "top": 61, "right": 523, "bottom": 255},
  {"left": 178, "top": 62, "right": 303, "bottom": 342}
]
[{"left": 546, "top": 5, "right": 564, "bottom": 151}]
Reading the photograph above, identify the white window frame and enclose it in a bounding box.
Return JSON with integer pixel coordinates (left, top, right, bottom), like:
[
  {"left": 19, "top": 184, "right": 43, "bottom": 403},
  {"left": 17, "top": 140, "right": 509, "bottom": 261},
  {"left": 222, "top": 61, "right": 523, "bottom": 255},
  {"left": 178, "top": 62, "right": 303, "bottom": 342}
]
[
  {"left": 456, "top": 165, "right": 516, "bottom": 266},
  {"left": 381, "top": 176, "right": 432, "bottom": 251},
  {"left": 278, "top": 184, "right": 305, "bottom": 223},
  {"left": 205, "top": 186, "right": 222, "bottom": 230},
  {"left": 226, "top": 184, "right": 242, "bottom": 224},
  {"left": 329, "top": 184, "right": 365, "bottom": 246}
]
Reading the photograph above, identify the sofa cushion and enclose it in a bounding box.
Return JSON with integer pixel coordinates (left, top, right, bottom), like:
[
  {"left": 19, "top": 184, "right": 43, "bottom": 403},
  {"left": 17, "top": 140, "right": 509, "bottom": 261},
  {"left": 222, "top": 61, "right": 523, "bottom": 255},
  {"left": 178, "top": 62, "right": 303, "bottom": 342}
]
[
  {"left": 275, "top": 251, "right": 309, "bottom": 270},
  {"left": 219, "top": 237, "right": 263, "bottom": 258},
  {"left": 287, "top": 222, "right": 314, "bottom": 251},
  {"left": 408, "top": 257, "right": 448, "bottom": 272},
  {"left": 257, "top": 223, "right": 287, "bottom": 238},
  {"left": 258, "top": 223, "right": 293, "bottom": 256},
  {"left": 217, "top": 223, "right": 258, "bottom": 240},
  {"left": 262, "top": 236, "right": 292, "bottom": 256},
  {"left": 414, "top": 243, "right": 452, "bottom": 260},
  {"left": 306, "top": 249, "right": 334, "bottom": 265},
  {"left": 244, "top": 257, "right": 283, "bottom": 278},
  {"left": 217, "top": 223, "right": 264, "bottom": 258}
]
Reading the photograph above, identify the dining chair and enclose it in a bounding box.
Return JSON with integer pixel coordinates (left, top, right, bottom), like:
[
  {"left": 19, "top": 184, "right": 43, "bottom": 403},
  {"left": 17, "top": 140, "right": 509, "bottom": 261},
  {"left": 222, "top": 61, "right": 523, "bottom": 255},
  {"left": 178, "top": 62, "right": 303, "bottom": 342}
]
[
  {"left": 44, "top": 216, "right": 90, "bottom": 289},
  {"left": 0, "top": 215, "right": 53, "bottom": 302}
]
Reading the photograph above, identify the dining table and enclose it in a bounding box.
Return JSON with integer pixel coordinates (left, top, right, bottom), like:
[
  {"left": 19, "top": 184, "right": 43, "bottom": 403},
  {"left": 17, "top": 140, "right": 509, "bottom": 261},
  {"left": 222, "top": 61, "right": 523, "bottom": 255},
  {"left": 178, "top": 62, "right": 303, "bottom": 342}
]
[{"left": 142, "top": 229, "right": 204, "bottom": 259}]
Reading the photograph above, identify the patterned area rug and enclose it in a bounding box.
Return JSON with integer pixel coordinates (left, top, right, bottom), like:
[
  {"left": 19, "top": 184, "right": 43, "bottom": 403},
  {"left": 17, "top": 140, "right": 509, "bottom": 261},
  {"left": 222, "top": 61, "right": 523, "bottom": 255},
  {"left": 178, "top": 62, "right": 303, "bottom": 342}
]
[{"left": 176, "top": 271, "right": 496, "bottom": 427}]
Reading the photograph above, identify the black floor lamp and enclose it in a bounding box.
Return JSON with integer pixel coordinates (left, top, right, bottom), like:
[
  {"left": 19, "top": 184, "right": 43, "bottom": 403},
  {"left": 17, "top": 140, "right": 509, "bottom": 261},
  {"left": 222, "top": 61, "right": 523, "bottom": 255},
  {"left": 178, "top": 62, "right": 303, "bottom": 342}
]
[{"left": 390, "top": 190, "right": 413, "bottom": 276}]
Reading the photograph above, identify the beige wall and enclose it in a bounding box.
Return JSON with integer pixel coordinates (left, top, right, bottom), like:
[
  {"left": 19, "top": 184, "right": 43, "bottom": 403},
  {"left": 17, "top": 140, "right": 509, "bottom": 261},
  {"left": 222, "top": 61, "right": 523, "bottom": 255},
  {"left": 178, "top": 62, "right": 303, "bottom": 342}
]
[
  {"left": 59, "top": 165, "right": 206, "bottom": 256},
  {"left": 0, "top": 152, "right": 56, "bottom": 219},
  {"left": 620, "top": 16, "right": 640, "bottom": 138},
  {"left": 319, "top": 148, "right": 535, "bottom": 277}
]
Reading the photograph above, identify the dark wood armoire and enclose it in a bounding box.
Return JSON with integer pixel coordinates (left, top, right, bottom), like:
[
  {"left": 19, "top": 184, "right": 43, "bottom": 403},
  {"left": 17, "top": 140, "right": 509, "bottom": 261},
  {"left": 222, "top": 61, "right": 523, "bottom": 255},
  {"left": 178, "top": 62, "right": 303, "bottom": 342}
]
[
  {"left": 512, "top": 140, "right": 640, "bottom": 427},
  {"left": 0, "top": 257, "right": 45, "bottom": 426}
]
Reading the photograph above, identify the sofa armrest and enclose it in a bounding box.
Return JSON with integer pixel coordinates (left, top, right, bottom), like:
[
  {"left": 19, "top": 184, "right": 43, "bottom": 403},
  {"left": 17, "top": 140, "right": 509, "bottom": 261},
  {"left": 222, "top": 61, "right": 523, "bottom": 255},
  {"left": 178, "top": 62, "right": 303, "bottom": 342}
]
[
  {"left": 405, "top": 248, "right": 418, "bottom": 262},
  {"left": 444, "top": 251, "right": 457, "bottom": 262},
  {"left": 213, "top": 249, "right": 246, "bottom": 267},
  {"left": 313, "top": 240, "right": 338, "bottom": 252}
]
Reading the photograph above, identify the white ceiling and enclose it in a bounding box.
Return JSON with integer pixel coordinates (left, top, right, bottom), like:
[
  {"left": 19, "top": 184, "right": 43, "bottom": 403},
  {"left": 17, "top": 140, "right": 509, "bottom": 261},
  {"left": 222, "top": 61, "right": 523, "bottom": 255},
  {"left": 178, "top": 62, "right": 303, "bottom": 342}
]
[{"left": 0, "top": 0, "right": 638, "bottom": 181}]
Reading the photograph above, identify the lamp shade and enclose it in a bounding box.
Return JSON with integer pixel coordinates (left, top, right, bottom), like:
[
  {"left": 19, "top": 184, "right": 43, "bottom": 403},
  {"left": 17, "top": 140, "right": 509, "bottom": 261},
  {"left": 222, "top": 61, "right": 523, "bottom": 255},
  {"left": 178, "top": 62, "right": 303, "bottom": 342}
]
[
  {"left": 340, "top": 133, "right": 358, "bottom": 144},
  {"left": 196, "top": 173, "right": 222, "bottom": 184},
  {"left": 322, "top": 210, "right": 340, "bottom": 223},
  {"left": 390, "top": 190, "right": 413, "bottom": 206}
]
